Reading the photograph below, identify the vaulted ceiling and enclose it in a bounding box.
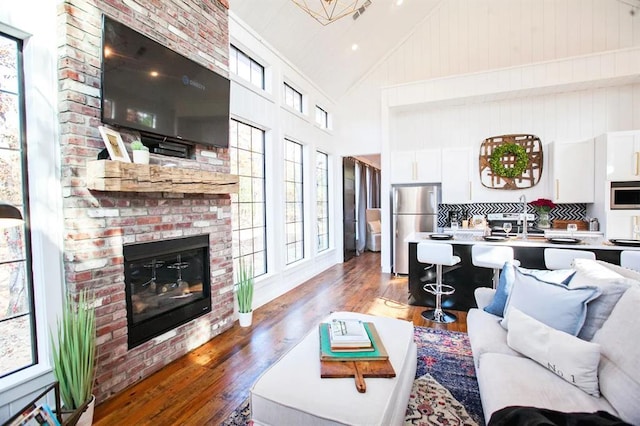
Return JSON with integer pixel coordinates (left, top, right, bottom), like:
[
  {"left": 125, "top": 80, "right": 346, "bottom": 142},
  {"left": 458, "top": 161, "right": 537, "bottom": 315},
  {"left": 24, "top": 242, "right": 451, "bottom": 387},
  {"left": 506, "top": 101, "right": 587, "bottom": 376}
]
[{"left": 229, "top": 0, "right": 440, "bottom": 101}]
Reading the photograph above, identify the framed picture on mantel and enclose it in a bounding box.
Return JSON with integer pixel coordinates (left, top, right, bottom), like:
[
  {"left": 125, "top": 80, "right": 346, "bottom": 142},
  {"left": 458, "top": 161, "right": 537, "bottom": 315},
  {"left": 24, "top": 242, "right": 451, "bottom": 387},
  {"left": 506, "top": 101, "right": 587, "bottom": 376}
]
[{"left": 99, "top": 125, "right": 131, "bottom": 163}]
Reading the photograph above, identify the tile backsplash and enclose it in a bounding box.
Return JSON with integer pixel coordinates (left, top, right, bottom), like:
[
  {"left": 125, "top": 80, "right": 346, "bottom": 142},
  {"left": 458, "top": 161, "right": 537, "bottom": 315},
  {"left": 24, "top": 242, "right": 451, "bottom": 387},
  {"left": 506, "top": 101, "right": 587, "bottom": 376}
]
[{"left": 438, "top": 203, "right": 587, "bottom": 228}]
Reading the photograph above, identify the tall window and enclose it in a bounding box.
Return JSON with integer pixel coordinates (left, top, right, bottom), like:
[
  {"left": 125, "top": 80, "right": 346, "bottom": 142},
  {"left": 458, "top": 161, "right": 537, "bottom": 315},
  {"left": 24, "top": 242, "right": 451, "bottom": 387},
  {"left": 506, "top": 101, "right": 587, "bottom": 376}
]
[
  {"left": 315, "top": 106, "right": 329, "bottom": 129},
  {"left": 230, "top": 119, "right": 267, "bottom": 277},
  {"left": 0, "top": 33, "right": 34, "bottom": 378},
  {"left": 284, "top": 83, "right": 302, "bottom": 113},
  {"left": 229, "top": 45, "right": 265, "bottom": 90},
  {"left": 284, "top": 139, "right": 304, "bottom": 264},
  {"left": 316, "top": 152, "right": 329, "bottom": 252}
]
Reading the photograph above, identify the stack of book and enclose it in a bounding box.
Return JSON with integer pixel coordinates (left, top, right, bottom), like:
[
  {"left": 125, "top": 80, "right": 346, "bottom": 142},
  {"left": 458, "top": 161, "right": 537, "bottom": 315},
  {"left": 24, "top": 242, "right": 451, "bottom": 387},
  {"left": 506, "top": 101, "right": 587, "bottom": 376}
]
[
  {"left": 329, "top": 319, "right": 372, "bottom": 350},
  {"left": 7, "top": 403, "right": 60, "bottom": 426},
  {"left": 319, "top": 319, "right": 389, "bottom": 361}
]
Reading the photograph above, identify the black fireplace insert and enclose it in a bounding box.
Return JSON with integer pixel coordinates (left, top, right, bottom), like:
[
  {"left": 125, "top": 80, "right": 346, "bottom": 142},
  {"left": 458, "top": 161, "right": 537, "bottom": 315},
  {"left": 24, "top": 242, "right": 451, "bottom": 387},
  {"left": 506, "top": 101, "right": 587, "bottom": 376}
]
[{"left": 123, "top": 234, "right": 211, "bottom": 349}]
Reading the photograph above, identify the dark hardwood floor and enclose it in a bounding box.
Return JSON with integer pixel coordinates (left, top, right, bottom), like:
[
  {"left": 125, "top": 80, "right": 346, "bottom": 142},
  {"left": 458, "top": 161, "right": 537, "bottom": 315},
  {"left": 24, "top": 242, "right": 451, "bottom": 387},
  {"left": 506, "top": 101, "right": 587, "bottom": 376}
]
[{"left": 93, "top": 251, "right": 468, "bottom": 425}]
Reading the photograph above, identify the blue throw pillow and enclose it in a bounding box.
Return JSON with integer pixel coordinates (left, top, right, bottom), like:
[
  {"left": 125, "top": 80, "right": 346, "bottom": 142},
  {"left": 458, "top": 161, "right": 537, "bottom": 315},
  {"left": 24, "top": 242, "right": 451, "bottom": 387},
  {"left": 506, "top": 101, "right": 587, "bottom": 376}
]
[
  {"left": 483, "top": 262, "right": 516, "bottom": 316},
  {"left": 484, "top": 262, "right": 576, "bottom": 317},
  {"left": 500, "top": 268, "right": 601, "bottom": 335}
]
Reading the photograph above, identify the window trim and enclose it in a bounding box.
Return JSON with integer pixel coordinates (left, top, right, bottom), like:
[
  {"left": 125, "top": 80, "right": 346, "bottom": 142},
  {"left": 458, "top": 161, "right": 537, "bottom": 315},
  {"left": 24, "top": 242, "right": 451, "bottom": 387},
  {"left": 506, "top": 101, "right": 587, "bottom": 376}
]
[
  {"left": 229, "top": 44, "right": 265, "bottom": 91},
  {"left": 283, "top": 138, "right": 304, "bottom": 265},
  {"left": 0, "top": 31, "right": 38, "bottom": 381},
  {"left": 0, "top": 11, "right": 65, "bottom": 400},
  {"left": 315, "top": 150, "right": 330, "bottom": 253},
  {"left": 315, "top": 105, "right": 329, "bottom": 130},
  {"left": 229, "top": 118, "right": 267, "bottom": 279},
  {"left": 283, "top": 82, "right": 304, "bottom": 114}
]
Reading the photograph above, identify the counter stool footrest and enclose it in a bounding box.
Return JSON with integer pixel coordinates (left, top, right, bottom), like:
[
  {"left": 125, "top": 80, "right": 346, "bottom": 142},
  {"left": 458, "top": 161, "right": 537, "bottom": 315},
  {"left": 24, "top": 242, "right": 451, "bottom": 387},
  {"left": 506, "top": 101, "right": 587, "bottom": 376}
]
[{"left": 422, "top": 283, "right": 455, "bottom": 296}]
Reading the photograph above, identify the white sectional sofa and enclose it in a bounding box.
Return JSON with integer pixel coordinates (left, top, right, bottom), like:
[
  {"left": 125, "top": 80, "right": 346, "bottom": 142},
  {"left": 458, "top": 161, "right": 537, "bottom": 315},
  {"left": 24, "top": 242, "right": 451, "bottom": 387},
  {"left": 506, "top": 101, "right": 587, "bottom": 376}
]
[{"left": 466, "top": 259, "right": 640, "bottom": 425}]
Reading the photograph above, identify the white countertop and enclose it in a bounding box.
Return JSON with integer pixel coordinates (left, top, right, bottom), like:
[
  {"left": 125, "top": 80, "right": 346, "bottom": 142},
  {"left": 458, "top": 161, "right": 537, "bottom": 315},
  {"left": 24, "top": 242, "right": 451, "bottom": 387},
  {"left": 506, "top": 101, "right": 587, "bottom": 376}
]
[{"left": 407, "top": 231, "right": 640, "bottom": 251}]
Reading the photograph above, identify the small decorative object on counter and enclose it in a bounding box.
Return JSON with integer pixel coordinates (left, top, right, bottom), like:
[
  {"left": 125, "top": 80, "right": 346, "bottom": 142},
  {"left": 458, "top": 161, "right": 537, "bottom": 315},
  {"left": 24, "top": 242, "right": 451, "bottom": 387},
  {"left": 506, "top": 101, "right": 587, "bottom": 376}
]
[
  {"left": 530, "top": 198, "right": 556, "bottom": 229},
  {"left": 131, "top": 140, "right": 150, "bottom": 164}
]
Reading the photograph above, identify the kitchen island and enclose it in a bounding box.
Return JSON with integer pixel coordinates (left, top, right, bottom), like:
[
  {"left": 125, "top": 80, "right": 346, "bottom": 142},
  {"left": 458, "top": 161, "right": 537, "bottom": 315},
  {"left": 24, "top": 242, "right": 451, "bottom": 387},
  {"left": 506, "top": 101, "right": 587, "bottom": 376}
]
[{"left": 407, "top": 232, "right": 639, "bottom": 311}]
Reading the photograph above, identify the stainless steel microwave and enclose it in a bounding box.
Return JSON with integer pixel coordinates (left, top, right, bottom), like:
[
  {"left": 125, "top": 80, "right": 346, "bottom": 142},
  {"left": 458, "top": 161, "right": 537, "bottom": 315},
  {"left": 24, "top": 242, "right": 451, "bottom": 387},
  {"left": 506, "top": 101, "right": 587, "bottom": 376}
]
[{"left": 611, "top": 181, "right": 640, "bottom": 209}]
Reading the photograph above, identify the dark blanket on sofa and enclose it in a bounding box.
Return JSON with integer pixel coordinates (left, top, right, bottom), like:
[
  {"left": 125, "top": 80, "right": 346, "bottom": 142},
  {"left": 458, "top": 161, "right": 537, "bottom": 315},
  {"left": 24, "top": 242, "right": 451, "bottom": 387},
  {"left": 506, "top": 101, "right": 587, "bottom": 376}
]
[{"left": 488, "top": 406, "right": 632, "bottom": 426}]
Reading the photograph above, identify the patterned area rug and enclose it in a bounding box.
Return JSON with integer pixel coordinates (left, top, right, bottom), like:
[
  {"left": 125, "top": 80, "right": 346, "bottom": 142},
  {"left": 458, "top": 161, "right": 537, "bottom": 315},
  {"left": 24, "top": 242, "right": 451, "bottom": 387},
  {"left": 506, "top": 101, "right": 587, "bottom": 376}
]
[
  {"left": 221, "top": 327, "right": 484, "bottom": 426},
  {"left": 409, "top": 327, "right": 484, "bottom": 425}
]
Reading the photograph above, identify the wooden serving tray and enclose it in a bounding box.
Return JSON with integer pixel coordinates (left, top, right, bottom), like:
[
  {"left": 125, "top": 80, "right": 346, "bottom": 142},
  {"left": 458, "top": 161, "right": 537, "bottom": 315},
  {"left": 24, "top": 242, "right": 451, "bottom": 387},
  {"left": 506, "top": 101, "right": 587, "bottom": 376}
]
[
  {"left": 552, "top": 219, "right": 588, "bottom": 230},
  {"left": 320, "top": 359, "right": 395, "bottom": 393}
]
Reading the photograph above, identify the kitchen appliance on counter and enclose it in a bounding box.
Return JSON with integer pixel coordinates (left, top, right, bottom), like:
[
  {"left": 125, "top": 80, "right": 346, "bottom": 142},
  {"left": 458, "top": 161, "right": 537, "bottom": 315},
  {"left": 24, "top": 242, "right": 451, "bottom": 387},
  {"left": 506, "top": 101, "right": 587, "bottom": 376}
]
[
  {"left": 487, "top": 212, "right": 543, "bottom": 237},
  {"left": 392, "top": 184, "right": 440, "bottom": 274}
]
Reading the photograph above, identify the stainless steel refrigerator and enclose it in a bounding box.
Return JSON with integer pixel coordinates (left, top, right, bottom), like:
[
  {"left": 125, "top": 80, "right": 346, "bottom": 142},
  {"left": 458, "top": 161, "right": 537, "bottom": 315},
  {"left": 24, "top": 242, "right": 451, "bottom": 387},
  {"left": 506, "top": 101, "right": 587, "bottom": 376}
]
[{"left": 392, "top": 184, "right": 440, "bottom": 274}]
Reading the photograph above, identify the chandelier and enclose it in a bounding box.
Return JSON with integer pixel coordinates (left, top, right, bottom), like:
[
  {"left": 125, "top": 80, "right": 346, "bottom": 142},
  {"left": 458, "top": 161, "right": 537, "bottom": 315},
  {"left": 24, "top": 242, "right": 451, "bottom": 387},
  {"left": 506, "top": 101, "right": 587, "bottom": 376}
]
[{"left": 291, "top": 0, "right": 372, "bottom": 26}]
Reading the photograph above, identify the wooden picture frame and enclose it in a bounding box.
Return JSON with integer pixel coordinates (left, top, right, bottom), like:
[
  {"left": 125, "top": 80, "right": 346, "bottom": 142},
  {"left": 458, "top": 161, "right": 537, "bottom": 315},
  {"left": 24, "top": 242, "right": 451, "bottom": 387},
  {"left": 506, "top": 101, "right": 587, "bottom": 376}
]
[{"left": 98, "top": 126, "right": 130, "bottom": 162}]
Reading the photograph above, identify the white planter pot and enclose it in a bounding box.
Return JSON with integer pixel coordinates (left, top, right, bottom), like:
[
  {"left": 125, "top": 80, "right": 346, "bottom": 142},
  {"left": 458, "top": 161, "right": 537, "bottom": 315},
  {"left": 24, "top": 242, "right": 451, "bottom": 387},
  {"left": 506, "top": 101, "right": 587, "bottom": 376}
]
[
  {"left": 132, "top": 150, "right": 150, "bottom": 164},
  {"left": 76, "top": 395, "right": 95, "bottom": 426},
  {"left": 238, "top": 311, "right": 253, "bottom": 327},
  {"left": 63, "top": 395, "right": 95, "bottom": 426}
]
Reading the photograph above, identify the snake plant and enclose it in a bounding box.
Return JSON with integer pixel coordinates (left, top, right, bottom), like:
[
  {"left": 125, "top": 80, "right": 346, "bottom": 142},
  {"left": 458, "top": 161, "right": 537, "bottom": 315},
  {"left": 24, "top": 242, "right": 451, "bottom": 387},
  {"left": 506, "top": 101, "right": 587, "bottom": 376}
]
[
  {"left": 50, "top": 290, "right": 96, "bottom": 410},
  {"left": 235, "top": 258, "right": 254, "bottom": 313}
]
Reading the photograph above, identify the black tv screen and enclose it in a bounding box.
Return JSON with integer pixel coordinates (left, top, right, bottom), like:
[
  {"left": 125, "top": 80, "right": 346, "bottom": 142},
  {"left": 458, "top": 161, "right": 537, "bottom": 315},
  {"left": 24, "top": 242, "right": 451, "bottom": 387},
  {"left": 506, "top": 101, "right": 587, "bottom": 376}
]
[{"left": 101, "top": 15, "right": 230, "bottom": 149}]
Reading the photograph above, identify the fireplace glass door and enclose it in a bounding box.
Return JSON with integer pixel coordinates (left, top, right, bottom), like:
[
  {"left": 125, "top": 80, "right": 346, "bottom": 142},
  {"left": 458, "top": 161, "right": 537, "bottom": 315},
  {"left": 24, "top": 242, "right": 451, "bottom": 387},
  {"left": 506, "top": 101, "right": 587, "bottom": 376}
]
[{"left": 124, "top": 235, "right": 211, "bottom": 348}]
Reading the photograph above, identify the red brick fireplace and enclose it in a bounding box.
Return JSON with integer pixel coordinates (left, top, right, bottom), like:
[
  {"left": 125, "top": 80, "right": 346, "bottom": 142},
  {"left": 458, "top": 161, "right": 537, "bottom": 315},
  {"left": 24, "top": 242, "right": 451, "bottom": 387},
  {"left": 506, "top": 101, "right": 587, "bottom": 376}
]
[{"left": 58, "top": 0, "right": 233, "bottom": 402}]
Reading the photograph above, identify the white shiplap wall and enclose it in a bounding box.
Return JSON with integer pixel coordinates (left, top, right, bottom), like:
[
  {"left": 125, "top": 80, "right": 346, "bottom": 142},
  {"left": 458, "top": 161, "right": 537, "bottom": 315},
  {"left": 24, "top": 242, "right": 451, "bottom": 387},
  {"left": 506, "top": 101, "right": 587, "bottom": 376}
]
[
  {"left": 229, "top": 13, "right": 344, "bottom": 308},
  {"left": 333, "top": 0, "right": 640, "bottom": 272}
]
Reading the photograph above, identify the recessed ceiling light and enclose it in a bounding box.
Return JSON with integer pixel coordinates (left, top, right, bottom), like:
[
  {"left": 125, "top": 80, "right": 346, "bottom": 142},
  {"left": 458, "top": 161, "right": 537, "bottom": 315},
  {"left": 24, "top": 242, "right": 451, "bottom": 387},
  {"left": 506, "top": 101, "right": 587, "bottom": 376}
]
[
  {"left": 150, "top": 71, "right": 159, "bottom": 77},
  {"left": 396, "top": 0, "right": 404, "bottom": 5},
  {"left": 351, "top": 44, "right": 359, "bottom": 51}
]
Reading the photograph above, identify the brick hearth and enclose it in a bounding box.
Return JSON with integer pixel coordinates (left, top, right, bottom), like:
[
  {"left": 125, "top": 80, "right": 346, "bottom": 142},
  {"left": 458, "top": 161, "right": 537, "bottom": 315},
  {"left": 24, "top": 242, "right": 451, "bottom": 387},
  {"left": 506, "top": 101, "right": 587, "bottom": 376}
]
[{"left": 58, "top": 0, "right": 232, "bottom": 402}]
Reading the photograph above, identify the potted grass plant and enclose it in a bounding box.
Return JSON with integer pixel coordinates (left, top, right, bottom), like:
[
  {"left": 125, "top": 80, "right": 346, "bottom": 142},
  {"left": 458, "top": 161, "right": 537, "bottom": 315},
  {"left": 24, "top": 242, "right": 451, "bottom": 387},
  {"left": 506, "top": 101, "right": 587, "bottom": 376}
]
[
  {"left": 50, "top": 289, "right": 97, "bottom": 426},
  {"left": 131, "top": 140, "right": 150, "bottom": 164},
  {"left": 235, "top": 258, "right": 254, "bottom": 327}
]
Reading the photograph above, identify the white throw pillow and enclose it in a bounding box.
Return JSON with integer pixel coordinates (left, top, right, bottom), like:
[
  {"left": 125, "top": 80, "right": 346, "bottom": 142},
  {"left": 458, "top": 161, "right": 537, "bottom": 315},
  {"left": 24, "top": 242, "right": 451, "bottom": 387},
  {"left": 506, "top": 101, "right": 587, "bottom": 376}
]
[
  {"left": 570, "top": 258, "right": 639, "bottom": 341},
  {"left": 507, "top": 308, "right": 601, "bottom": 397},
  {"left": 500, "top": 268, "right": 601, "bottom": 335},
  {"left": 594, "top": 259, "right": 640, "bottom": 281}
]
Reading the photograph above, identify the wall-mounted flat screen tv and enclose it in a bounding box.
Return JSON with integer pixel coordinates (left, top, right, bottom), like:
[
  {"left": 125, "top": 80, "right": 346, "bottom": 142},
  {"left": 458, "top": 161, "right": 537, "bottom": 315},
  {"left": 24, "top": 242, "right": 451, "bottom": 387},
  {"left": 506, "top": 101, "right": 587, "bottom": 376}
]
[{"left": 101, "top": 15, "right": 230, "bottom": 149}]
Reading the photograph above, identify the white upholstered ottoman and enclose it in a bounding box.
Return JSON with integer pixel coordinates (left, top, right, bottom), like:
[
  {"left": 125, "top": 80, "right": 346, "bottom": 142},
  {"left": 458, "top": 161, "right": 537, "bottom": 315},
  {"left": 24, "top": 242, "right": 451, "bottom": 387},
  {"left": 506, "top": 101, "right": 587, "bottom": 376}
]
[{"left": 250, "top": 312, "right": 417, "bottom": 426}]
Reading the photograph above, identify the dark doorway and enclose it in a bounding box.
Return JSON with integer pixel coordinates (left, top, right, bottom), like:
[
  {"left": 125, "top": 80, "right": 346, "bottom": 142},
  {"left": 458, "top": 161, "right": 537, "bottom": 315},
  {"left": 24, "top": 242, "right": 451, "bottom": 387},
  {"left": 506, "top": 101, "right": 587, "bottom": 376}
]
[{"left": 343, "top": 157, "right": 356, "bottom": 261}]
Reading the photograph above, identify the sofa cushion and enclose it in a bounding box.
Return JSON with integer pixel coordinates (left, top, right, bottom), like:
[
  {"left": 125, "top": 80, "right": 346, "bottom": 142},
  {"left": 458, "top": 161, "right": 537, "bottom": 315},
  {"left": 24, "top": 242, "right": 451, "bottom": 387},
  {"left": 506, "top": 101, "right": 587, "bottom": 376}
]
[
  {"left": 595, "top": 259, "right": 640, "bottom": 281},
  {"left": 467, "top": 308, "right": 523, "bottom": 370},
  {"left": 500, "top": 268, "right": 600, "bottom": 335},
  {"left": 506, "top": 308, "right": 601, "bottom": 396},
  {"left": 474, "top": 287, "right": 496, "bottom": 310},
  {"left": 569, "top": 259, "right": 638, "bottom": 341},
  {"left": 484, "top": 262, "right": 575, "bottom": 317},
  {"left": 592, "top": 286, "right": 640, "bottom": 425},
  {"left": 476, "top": 353, "right": 617, "bottom": 422}
]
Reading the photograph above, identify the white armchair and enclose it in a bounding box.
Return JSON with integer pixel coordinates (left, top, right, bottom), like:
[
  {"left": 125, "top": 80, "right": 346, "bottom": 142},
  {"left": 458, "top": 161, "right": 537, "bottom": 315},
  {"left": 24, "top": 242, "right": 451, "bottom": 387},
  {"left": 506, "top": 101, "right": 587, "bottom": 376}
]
[{"left": 366, "top": 220, "right": 381, "bottom": 252}]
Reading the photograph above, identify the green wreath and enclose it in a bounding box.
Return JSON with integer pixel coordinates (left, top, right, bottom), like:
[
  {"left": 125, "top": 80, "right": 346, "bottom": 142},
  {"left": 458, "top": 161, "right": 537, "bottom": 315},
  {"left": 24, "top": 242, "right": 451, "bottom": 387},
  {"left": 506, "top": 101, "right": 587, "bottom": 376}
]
[{"left": 489, "top": 143, "right": 528, "bottom": 178}]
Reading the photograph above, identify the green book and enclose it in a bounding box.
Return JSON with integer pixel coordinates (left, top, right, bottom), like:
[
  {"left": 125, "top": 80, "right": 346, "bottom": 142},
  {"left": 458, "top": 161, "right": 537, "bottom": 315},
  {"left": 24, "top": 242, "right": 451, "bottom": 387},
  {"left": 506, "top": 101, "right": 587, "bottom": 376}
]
[{"left": 319, "top": 322, "right": 389, "bottom": 361}]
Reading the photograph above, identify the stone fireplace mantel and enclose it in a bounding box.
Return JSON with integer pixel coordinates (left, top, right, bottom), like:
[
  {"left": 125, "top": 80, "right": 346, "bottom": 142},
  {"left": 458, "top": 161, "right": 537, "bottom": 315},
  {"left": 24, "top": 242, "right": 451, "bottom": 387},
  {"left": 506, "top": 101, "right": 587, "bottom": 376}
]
[{"left": 86, "top": 160, "right": 239, "bottom": 194}]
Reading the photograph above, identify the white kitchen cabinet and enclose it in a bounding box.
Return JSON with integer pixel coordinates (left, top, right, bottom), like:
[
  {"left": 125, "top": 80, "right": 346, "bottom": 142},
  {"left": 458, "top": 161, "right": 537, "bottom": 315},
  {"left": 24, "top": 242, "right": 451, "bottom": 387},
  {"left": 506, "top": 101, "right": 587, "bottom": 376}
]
[
  {"left": 606, "top": 131, "right": 640, "bottom": 181},
  {"left": 551, "top": 139, "right": 595, "bottom": 203},
  {"left": 390, "top": 149, "right": 441, "bottom": 183},
  {"left": 441, "top": 147, "right": 473, "bottom": 204},
  {"left": 605, "top": 211, "right": 640, "bottom": 239}
]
